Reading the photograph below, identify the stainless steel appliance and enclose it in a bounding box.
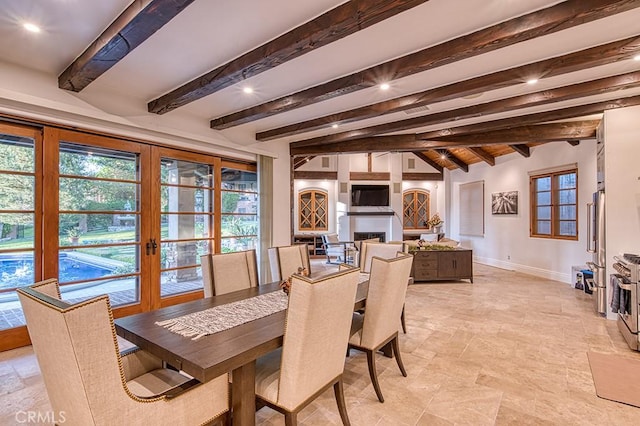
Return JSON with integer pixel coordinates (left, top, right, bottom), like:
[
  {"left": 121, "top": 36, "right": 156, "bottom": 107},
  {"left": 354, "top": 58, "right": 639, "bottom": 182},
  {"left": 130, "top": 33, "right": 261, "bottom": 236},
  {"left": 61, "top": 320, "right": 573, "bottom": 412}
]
[
  {"left": 586, "top": 190, "right": 606, "bottom": 315},
  {"left": 611, "top": 254, "right": 640, "bottom": 351}
]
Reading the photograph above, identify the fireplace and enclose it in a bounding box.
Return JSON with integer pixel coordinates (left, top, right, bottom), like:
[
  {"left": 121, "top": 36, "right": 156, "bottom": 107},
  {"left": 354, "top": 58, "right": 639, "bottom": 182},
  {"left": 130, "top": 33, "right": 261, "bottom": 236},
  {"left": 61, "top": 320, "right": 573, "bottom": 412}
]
[{"left": 353, "top": 232, "right": 386, "bottom": 242}]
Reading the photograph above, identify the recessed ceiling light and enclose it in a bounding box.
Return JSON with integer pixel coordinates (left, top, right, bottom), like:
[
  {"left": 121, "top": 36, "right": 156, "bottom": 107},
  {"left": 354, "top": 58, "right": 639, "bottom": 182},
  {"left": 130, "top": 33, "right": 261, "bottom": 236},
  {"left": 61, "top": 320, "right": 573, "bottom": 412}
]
[
  {"left": 526, "top": 78, "right": 539, "bottom": 85},
  {"left": 634, "top": 54, "right": 640, "bottom": 61},
  {"left": 23, "top": 23, "right": 41, "bottom": 33},
  {"left": 331, "top": 124, "right": 339, "bottom": 129},
  {"left": 440, "top": 154, "right": 447, "bottom": 160},
  {"left": 242, "top": 87, "right": 253, "bottom": 94},
  {"left": 380, "top": 83, "right": 390, "bottom": 91}
]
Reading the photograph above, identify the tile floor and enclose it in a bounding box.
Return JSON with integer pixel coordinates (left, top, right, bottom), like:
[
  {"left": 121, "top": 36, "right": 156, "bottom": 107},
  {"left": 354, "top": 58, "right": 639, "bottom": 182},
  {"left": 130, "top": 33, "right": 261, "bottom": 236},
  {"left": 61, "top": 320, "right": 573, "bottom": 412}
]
[{"left": 2, "top": 262, "right": 640, "bottom": 425}]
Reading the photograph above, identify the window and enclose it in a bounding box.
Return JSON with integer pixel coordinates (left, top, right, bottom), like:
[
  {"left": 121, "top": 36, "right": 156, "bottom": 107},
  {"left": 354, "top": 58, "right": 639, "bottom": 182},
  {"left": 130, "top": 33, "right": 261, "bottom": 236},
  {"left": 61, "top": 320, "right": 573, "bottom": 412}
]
[
  {"left": 220, "top": 166, "right": 258, "bottom": 253},
  {"left": 403, "top": 190, "right": 430, "bottom": 229},
  {"left": 298, "top": 190, "right": 327, "bottom": 231},
  {"left": 530, "top": 169, "right": 577, "bottom": 239}
]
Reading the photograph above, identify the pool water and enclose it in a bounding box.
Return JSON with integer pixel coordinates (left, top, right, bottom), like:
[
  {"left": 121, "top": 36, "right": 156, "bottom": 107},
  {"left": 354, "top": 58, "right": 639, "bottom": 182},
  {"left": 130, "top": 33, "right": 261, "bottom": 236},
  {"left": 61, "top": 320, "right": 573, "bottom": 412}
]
[{"left": 0, "top": 254, "right": 114, "bottom": 290}]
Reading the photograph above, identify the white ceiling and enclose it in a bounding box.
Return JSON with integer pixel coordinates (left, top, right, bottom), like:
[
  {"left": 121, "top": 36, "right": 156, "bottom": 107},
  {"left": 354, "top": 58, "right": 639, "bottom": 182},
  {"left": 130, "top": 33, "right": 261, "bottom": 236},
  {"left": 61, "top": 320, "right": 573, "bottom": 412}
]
[{"left": 0, "top": 0, "right": 639, "bottom": 150}]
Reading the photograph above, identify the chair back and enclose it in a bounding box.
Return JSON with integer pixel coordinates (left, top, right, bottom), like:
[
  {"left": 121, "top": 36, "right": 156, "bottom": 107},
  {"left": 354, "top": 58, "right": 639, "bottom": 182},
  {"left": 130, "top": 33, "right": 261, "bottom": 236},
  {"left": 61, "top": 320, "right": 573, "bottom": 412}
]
[
  {"left": 277, "top": 266, "right": 359, "bottom": 410},
  {"left": 321, "top": 233, "right": 339, "bottom": 245},
  {"left": 17, "top": 280, "right": 128, "bottom": 425},
  {"left": 359, "top": 254, "right": 414, "bottom": 348},
  {"left": 201, "top": 249, "right": 259, "bottom": 297},
  {"left": 267, "top": 244, "right": 311, "bottom": 281},
  {"left": 358, "top": 241, "right": 405, "bottom": 273},
  {"left": 353, "top": 237, "right": 380, "bottom": 252}
]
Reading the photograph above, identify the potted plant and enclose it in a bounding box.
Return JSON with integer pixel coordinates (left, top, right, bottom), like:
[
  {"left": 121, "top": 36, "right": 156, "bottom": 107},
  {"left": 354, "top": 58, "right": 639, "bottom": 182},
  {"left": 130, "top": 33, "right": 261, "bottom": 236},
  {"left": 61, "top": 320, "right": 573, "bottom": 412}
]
[{"left": 67, "top": 227, "right": 81, "bottom": 244}]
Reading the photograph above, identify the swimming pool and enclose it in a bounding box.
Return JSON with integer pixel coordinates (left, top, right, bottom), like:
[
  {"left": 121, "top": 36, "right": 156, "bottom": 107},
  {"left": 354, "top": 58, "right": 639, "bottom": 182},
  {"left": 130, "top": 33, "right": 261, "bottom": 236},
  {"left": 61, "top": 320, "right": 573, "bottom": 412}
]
[{"left": 0, "top": 253, "right": 115, "bottom": 290}]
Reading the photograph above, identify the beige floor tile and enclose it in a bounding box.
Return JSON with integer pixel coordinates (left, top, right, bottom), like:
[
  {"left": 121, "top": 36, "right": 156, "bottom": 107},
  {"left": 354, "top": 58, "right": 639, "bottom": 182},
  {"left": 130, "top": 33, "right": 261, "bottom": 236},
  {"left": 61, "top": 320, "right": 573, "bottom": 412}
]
[{"left": 2, "top": 261, "right": 640, "bottom": 424}]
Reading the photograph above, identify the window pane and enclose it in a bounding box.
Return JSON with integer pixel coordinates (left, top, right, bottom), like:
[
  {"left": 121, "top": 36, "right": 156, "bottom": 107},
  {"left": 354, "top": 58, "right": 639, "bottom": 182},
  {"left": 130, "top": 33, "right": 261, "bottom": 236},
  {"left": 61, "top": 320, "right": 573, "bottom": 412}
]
[
  {"left": 221, "top": 236, "right": 258, "bottom": 253},
  {"left": 221, "top": 168, "right": 257, "bottom": 191},
  {"left": 558, "top": 173, "right": 576, "bottom": 189},
  {"left": 0, "top": 213, "right": 34, "bottom": 249},
  {"left": 536, "top": 177, "right": 551, "bottom": 191},
  {"left": 559, "top": 206, "right": 576, "bottom": 220},
  {"left": 221, "top": 215, "right": 258, "bottom": 238},
  {"left": 160, "top": 159, "right": 212, "bottom": 187},
  {"left": 60, "top": 178, "right": 137, "bottom": 211},
  {"left": 0, "top": 252, "right": 35, "bottom": 290},
  {"left": 0, "top": 175, "right": 34, "bottom": 210},
  {"left": 537, "top": 206, "right": 551, "bottom": 220},
  {"left": 160, "top": 241, "right": 209, "bottom": 270},
  {"left": 537, "top": 221, "right": 551, "bottom": 234},
  {"left": 162, "top": 186, "right": 212, "bottom": 213},
  {"left": 161, "top": 214, "right": 211, "bottom": 240},
  {"left": 58, "top": 247, "right": 138, "bottom": 284},
  {"left": 559, "top": 221, "right": 577, "bottom": 236},
  {"left": 221, "top": 191, "right": 257, "bottom": 214},
  {"left": 161, "top": 267, "right": 203, "bottom": 297},
  {"left": 558, "top": 189, "right": 576, "bottom": 204},
  {"left": 59, "top": 213, "right": 138, "bottom": 246},
  {"left": 60, "top": 276, "right": 139, "bottom": 307},
  {"left": 60, "top": 143, "right": 137, "bottom": 180},
  {"left": 536, "top": 192, "right": 551, "bottom": 206},
  {"left": 0, "top": 136, "right": 34, "bottom": 172}
]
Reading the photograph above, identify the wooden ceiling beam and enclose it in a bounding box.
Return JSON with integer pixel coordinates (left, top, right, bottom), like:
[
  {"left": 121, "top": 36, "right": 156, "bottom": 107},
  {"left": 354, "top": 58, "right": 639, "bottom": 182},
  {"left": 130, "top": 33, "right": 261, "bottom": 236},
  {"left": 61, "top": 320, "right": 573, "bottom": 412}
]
[
  {"left": 467, "top": 147, "right": 495, "bottom": 166},
  {"left": 290, "top": 69, "right": 640, "bottom": 147},
  {"left": 210, "top": 0, "right": 640, "bottom": 128},
  {"left": 413, "top": 151, "right": 443, "bottom": 173},
  {"left": 510, "top": 145, "right": 531, "bottom": 157},
  {"left": 257, "top": 35, "right": 640, "bottom": 141},
  {"left": 289, "top": 119, "right": 601, "bottom": 155},
  {"left": 432, "top": 121, "right": 599, "bottom": 145},
  {"left": 147, "top": 0, "right": 429, "bottom": 114},
  {"left": 434, "top": 149, "right": 468, "bottom": 172},
  {"left": 59, "top": 0, "right": 196, "bottom": 92},
  {"left": 415, "top": 95, "right": 640, "bottom": 141}
]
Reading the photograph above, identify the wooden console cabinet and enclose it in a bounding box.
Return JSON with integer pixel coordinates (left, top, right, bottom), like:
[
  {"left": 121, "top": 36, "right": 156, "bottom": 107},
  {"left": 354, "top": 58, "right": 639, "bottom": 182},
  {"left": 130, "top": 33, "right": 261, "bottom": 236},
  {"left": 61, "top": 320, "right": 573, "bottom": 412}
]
[{"left": 411, "top": 249, "right": 473, "bottom": 283}]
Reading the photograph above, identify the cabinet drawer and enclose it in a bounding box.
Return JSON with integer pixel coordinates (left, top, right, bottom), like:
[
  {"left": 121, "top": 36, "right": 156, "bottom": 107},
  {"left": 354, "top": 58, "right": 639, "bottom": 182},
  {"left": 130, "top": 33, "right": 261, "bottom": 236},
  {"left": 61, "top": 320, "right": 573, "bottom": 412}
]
[
  {"left": 414, "top": 260, "right": 438, "bottom": 270},
  {"left": 412, "top": 251, "right": 438, "bottom": 260},
  {"left": 414, "top": 269, "right": 438, "bottom": 280}
]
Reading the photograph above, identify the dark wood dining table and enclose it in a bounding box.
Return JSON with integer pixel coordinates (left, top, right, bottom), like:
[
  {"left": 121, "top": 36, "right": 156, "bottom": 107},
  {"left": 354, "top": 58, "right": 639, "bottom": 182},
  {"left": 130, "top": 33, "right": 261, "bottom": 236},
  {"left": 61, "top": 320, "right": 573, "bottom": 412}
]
[{"left": 114, "top": 280, "right": 368, "bottom": 426}]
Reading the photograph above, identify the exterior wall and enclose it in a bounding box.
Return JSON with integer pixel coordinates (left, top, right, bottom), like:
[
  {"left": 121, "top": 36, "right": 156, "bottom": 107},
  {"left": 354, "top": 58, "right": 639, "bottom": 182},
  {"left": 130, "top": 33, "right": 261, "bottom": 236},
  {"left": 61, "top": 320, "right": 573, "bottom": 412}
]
[{"left": 448, "top": 140, "right": 597, "bottom": 283}]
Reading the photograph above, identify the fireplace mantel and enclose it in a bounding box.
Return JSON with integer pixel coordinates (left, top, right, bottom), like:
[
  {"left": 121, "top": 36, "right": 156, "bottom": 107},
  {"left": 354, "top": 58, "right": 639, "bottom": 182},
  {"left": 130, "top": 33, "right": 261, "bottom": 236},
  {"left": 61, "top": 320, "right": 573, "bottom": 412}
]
[{"left": 346, "top": 211, "right": 394, "bottom": 216}]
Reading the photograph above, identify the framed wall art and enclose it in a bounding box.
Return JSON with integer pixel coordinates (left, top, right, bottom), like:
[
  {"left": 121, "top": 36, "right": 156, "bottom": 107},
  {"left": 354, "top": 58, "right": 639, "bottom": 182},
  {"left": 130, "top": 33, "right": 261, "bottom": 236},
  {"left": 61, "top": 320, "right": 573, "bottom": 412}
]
[{"left": 491, "top": 191, "right": 518, "bottom": 215}]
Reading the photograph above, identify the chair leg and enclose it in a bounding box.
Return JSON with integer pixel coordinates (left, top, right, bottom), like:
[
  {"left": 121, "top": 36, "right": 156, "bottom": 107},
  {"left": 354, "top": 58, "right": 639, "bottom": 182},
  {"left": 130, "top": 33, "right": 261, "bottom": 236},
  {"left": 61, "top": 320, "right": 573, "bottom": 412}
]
[
  {"left": 391, "top": 336, "right": 407, "bottom": 377},
  {"left": 284, "top": 411, "right": 297, "bottom": 426},
  {"left": 401, "top": 304, "right": 407, "bottom": 334},
  {"left": 366, "top": 349, "right": 384, "bottom": 403},
  {"left": 333, "top": 378, "right": 351, "bottom": 426}
]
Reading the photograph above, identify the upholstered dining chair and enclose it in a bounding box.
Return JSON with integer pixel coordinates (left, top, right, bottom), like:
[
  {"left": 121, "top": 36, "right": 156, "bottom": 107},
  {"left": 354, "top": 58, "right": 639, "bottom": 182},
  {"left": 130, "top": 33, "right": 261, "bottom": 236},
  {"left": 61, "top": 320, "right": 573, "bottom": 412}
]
[
  {"left": 267, "top": 244, "right": 311, "bottom": 281},
  {"left": 349, "top": 253, "right": 414, "bottom": 403},
  {"left": 201, "top": 249, "right": 259, "bottom": 297},
  {"left": 358, "top": 240, "right": 409, "bottom": 333},
  {"left": 17, "top": 279, "right": 229, "bottom": 426},
  {"left": 254, "top": 265, "right": 360, "bottom": 425}
]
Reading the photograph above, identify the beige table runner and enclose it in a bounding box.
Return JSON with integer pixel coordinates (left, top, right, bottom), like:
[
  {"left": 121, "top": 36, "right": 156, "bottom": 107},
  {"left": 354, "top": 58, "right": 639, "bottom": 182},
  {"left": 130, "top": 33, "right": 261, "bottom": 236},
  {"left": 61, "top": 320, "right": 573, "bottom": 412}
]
[{"left": 156, "top": 290, "right": 289, "bottom": 340}]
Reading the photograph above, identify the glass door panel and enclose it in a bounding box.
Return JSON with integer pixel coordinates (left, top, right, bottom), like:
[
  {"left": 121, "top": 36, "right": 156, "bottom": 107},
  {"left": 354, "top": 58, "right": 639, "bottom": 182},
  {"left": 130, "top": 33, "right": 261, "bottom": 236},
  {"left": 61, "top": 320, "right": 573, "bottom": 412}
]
[
  {"left": 159, "top": 157, "right": 214, "bottom": 298},
  {"left": 57, "top": 142, "right": 142, "bottom": 307},
  {"left": 0, "top": 124, "right": 41, "bottom": 333},
  {"left": 221, "top": 167, "right": 258, "bottom": 251}
]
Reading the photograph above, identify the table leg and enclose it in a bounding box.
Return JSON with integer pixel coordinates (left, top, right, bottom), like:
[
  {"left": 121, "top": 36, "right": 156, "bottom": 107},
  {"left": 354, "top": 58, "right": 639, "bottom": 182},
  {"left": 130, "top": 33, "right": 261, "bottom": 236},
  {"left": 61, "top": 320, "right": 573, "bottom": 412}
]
[{"left": 231, "top": 361, "right": 256, "bottom": 426}]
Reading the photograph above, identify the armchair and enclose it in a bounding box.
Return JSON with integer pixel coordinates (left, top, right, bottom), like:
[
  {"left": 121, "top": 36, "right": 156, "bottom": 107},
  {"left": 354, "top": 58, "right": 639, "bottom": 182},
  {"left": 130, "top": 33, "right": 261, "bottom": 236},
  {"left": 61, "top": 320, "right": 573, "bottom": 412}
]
[{"left": 321, "top": 233, "right": 356, "bottom": 265}]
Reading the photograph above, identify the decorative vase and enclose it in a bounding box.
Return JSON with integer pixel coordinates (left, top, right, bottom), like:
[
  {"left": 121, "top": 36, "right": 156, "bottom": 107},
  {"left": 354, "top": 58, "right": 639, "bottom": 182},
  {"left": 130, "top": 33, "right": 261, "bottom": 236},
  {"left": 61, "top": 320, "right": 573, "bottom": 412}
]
[{"left": 433, "top": 225, "right": 442, "bottom": 233}]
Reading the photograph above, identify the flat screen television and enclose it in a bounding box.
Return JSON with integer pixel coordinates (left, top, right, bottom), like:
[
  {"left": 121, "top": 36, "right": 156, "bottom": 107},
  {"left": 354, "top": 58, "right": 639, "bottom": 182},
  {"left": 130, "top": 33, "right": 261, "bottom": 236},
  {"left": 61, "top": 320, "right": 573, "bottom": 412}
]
[{"left": 351, "top": 184, "right": 390, "bottom": 206}]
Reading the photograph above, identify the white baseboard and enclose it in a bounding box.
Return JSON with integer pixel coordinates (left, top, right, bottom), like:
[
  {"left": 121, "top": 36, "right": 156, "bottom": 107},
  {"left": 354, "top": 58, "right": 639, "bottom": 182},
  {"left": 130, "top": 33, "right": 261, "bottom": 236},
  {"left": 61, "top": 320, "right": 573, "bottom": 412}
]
[{"left": 473, "top": 255, "right": 570, "bottom": 284}]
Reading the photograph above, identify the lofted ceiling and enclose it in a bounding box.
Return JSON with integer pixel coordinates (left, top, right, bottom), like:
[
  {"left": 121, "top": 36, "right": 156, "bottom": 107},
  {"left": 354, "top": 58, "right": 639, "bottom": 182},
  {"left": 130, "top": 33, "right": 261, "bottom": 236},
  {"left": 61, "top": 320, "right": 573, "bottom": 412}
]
[{"left": 1, "top": 0, "right": 640, "bottom": 171}]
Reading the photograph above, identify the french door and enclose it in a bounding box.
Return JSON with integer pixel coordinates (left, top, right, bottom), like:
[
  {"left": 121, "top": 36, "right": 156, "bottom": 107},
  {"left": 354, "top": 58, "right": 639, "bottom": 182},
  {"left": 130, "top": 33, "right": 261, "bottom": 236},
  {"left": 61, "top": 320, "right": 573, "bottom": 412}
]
[{"left": 0, "top": 123, "right": 256, "bottom": 350}]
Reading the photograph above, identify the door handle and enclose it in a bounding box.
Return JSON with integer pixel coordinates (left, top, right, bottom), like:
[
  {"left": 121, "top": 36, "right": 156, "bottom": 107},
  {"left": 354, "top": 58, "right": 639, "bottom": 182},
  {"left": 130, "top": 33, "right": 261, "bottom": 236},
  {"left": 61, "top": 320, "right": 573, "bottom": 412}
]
[
  {"left": 146, "top": 238, "right": 158, "bottom": 255},
  {"left": 586, "top": 202, "right": 595, "bottom": 253}
]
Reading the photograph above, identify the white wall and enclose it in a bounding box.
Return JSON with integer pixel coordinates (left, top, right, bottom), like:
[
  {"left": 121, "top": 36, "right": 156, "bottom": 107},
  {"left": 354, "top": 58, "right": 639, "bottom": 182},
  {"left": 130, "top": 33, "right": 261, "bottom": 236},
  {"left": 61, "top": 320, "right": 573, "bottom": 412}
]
[
  {"left": 448, "top": 141, "right": 597, "bottom": 283},
  {"left": 603, "top": 105, "right": 640, "bottom": 319}
]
